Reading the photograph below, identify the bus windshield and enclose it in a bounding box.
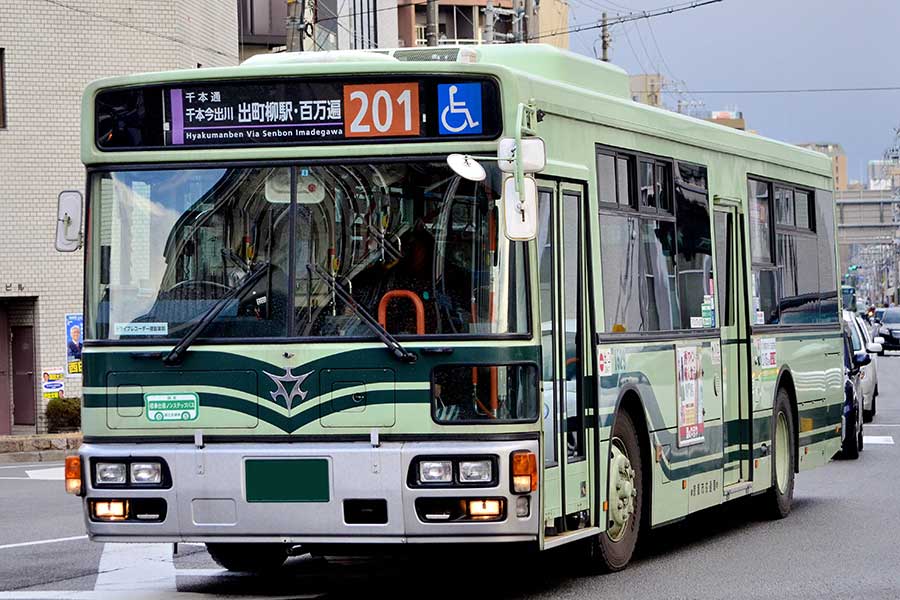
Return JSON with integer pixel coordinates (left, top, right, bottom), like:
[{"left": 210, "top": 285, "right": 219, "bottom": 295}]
[{"left": 86, "top": 160, "right": 529, "bottom": 341}]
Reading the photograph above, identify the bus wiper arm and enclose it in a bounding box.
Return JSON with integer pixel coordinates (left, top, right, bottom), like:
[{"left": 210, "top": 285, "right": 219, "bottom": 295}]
[
  {"left": 307, "top": 263, "right": 417, "bottom": 364},
  {"left": 163, "top": 261, "right": 271, "bottom": 365}
]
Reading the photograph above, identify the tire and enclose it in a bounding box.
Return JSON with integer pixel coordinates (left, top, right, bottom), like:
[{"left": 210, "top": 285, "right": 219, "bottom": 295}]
[
  {"left": 205, "top": 543, "right": 291, "bottom": 572},
  {"left": 842, "top": 407, "right": 860, "bottom": 460},
  {"left": 584, "top": 410, "right": 644, "bottom": 572},
  {"left": 759, "top": 388, "right": 795, "bottom": 519},
  {"left": 864, "top": 394, "right": 876, "bottom": 423}
]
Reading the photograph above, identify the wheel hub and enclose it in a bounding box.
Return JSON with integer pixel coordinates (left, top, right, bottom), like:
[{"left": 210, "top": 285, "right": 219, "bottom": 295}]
[{"left": 607, "top": 440, "right": 636, "bottom": 542}]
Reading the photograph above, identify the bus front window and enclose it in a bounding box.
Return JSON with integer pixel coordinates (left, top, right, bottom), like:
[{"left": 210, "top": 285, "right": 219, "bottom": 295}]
[{"left": 85, "top": 160, "right": 529, "bottom": 341}]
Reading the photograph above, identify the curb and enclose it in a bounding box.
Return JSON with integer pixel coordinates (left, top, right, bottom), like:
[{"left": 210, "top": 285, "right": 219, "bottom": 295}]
[{"left": 0, "top": 450, "right": 72, "bottom": 465}]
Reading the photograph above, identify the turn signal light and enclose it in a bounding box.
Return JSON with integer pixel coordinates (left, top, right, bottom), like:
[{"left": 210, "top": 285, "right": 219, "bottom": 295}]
[
  {"left": 511, "top": 450, "right": 537, "bottom": 493},
  {"left": 65, "top": 455, "right": 82, "bottom": 496}
]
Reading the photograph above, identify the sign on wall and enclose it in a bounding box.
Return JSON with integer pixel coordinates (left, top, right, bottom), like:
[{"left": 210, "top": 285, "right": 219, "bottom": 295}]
[
  {"left": 65, "top": 313, "right": 83, "bottom": 377},
  {"left": 42, "top": 369, "right": 66, "bottom": 402}
]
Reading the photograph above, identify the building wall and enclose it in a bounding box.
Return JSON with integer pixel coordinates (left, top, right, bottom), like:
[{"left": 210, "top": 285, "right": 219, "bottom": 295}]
[{"left": 0, "top": 0, "right": 238, "bottom": 434}]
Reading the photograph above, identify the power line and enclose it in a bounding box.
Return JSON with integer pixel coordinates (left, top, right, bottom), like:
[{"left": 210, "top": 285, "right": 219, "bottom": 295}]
[
  {"left": 36, "top": 0, "right": 239, "bottom": 62},
  {"left": 644, "top": 85, "right": 900, "bottom": 94},
  {"left": 529, "top": 0, "right": 723, "bottom": 42}
]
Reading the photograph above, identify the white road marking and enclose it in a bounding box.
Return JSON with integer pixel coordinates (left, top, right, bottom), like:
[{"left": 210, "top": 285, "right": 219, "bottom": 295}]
[
  {"left": 25, "top": 466, "right": 65, "bottom": 480},
  {"left": 0, "top": 593, "right": 309, "bottom": 599},
  {"left": 0, "top": 462, "right": 63, "bottom": 470},
  {"left": 0, "top": 535, "right": 88, "bottom": 550},
  {"left": 94, "top": 543, "right": 177, "bottom": 593},
  {"left": 866, "top": 423, "right": 900, "bottom": 427},
  {"left": 863, "top": 435, "right": 895, "bottom": 445}
]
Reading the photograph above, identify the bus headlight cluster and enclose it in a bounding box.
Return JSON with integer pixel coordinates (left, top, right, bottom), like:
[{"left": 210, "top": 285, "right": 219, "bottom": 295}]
[
  {"left": 413, "top": 457, "right": 497, "bottom": 486},
  {"left": 92, "top": 458, "right": 167, "bottom": 488}
]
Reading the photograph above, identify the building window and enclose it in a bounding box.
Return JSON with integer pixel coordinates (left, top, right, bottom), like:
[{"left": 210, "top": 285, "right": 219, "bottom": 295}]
[{"left": 0, "top": 49, "right": 6, "bottom": 129}]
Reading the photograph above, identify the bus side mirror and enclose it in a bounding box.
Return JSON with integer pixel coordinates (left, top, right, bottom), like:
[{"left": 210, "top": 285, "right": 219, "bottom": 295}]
[
  {"left": 55, "top": 190, "right": 83, "bottom": 252},
  {"left": 498, "top": 137, "right": 546, "bottom": 174},
  {"left": 503, "top": 175, "right": 537, "bottom": 241}
]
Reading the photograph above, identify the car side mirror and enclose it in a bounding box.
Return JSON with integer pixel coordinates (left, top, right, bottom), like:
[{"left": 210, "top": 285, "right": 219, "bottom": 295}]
[
  {"left": 866, "top": 342, "right": 883, "bottom": 354},
  {"left": 55, "top": 190, "right": 83, "bottom": 252},
  {"left": 853, "top": 351, "right": 872, "bottom": 367}
]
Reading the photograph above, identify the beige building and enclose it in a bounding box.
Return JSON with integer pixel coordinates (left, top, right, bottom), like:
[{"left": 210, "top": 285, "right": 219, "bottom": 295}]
[
  {"left": 835, "top": 188, "right": 898, "bottom": 294},
  {"left": 629, "top": 74, "right": 665, "bottom": 108},
  {"left": 0, "top": 0, "right": 238, "bottom": 435},
  {"left": 797, "top": 143, "right": 848, "bottom": 191}
]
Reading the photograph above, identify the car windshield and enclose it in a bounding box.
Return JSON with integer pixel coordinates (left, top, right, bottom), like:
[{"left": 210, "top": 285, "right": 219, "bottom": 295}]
[
  {"left": 881, "top": 310, "right": 900, "bottom": 324},
  {"left": 85, "top": 161, "right": 529, "bottom": 341}
]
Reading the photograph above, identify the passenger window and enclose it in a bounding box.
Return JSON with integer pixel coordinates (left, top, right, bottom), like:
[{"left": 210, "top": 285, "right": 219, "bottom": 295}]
[
  {"left": 597, "top": 154, "right": 616, "bottom": 205},
  {"left": 714, "top": 211, "right": 734, "bottom": 327},
  {"left": 674, "top": 163, "right": 713, "bottom": 328},
  {"left": 749, "top": 179, "right": 772, "bottom": 264},
  {"left": 640, "top": 219, "right": 678, "bottom": 330},
  {"left": 600, "top": 213, "right": 642, "bottom": 332},
  {"left": 640, "top": 161, "right": 656, "bottom": 208}
]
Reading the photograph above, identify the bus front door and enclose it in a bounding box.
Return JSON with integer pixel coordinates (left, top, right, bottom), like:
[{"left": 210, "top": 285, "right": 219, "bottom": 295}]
[
  {"left": 714, "top": 202, "right": 751, "bottom": 487},
  {"left": 537, "top": 180, "right": 592, "bottom": 535}
]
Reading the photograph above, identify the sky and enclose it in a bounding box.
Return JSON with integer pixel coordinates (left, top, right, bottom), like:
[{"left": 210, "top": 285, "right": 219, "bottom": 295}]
[{"left": 566, "top": 0, "right": 900, "bottom": 183}]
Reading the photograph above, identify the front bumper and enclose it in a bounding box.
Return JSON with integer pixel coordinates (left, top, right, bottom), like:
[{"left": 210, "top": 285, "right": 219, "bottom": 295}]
[{"left": 79, "top": 440, "right": 540, "bottom": 545}]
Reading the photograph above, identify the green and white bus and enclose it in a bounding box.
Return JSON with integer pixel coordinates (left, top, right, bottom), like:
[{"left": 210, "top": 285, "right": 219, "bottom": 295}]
[{"left": 60, "top": 44, "right": 843, "bottom": 572}]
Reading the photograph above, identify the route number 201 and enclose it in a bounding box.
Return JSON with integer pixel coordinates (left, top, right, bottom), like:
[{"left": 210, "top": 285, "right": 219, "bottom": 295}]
[{"left": 343, "top": 83, "right": 420, "bottom": 138}]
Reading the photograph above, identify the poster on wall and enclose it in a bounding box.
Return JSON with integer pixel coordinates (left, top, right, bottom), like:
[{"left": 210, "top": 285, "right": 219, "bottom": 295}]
[
  {"left": 42, "top": 369, "right": 66, "bottom": 401},
  {"left": 677, "top": 346, "right": 705, "bottom": 447},
  {"left": 65, "top": 314, "right": 83, "bottom": 377}
]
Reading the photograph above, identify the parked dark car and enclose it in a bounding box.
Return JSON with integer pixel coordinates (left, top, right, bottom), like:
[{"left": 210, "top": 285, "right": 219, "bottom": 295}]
[
  {"left": 840, "top": 324, "right": 869, "bottom": 459},
  {"left": 875, "top": 308, "right": 900, "bottom": 353}
]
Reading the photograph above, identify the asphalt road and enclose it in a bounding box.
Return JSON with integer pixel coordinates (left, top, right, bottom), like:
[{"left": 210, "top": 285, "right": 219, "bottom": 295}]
[{"left": 1, "top": 359, "right": 898, "bottom": 600}]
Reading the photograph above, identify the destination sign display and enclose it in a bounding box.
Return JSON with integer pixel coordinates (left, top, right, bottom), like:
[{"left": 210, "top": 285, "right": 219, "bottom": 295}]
[{"left": 95, "top": 76, "right": 500, "bottom": 151}]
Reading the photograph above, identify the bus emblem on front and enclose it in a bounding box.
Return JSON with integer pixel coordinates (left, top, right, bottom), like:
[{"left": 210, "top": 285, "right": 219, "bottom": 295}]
[{"left": 263, "top": 367, "right": 314, "bottom": 412}]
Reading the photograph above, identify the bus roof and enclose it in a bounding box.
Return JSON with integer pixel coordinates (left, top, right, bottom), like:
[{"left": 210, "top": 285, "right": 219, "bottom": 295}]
[{"left": 82, "top": 44, "right": 832, "bottom": 178}]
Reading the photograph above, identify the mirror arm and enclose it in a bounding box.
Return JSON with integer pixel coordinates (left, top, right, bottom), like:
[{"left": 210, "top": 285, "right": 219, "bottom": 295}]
[{"left": 513, "top": 100, "right": 538, "bottom": 217}]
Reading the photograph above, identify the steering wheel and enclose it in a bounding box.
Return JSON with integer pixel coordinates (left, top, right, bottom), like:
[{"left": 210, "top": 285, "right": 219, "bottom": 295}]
[{"left": 163, "top": 279, "right": 231, "bottom": 298}]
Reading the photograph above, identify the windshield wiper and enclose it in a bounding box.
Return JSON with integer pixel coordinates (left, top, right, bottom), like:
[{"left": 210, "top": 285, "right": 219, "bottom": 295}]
[
  {"left": 307, "top": 263, "right": 417, "bottom": 364},
  {"left": 163, "top": 261, "right": 271, "bottom": 365}
]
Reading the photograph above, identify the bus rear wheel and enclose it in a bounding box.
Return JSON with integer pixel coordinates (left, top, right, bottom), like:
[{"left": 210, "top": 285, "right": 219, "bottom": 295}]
[
  {"left": 758, "top": 388, "right": 795, "bottom": 519},
  {"left": 205, "top": 542, "right": 292, "bottom": 572},
  {"left": 585, "top": 409, "right": 644, "bottom": 572}
]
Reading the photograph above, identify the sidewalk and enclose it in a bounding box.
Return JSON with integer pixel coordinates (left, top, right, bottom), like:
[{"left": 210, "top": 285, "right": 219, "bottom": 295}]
[{"left": 0, "top": 433, "right": 82, "bottom": 464}]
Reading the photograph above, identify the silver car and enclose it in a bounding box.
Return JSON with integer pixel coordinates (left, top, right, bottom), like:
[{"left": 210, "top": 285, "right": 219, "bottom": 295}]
[{"left": 843, "top": 310, "right": 882, "bottom": 422}]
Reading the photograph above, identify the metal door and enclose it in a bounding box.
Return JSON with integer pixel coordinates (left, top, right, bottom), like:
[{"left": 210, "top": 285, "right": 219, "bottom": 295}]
[
  {"left": 0, "top": 310, "right": 10, "bottom": 435},
  {"left": 12, "top": 326, "right": 35, "bottom": 426}
]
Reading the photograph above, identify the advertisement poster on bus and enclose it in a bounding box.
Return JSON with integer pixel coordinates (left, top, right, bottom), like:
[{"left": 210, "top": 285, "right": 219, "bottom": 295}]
[
  {"left": 677, "top": 346, "right": 704, "bottom": 447},
  {"left": 42, "top": 368, "right": 66, "bottom": 401},
  {"left": 65, "top": 313, "right": 83, "bottom": 377}
]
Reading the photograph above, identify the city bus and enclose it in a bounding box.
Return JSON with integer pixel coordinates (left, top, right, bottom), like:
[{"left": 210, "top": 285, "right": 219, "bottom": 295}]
[{"left": 59, "top": 44, "right": 843, "bottom": 573}]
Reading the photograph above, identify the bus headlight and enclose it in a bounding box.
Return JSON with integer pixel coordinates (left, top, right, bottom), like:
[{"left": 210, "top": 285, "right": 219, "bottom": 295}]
[
  {"left": 419, "top": 461, "right": 453, "bottom": 483},
  {"left": 96, "top": 462, "right": 127, "bottom": 485},
  {"left": 130, "top": 462, "right": 162, "bottom": 485},
  {"left": 459, "top": 460, "right": 492, "bottom": 483}
]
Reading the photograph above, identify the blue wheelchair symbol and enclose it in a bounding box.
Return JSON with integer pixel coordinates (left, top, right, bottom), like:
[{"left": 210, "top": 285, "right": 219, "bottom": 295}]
[{"left": 438, "top": 83, "right": 483, "bottom": 135}]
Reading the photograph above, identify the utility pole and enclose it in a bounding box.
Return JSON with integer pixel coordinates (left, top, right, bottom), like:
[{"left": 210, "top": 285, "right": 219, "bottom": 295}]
[
  {"left": 426, "top": 0, "right": 439, "bottom": 46},
  {"left": 286, "top": 0, "right": 304, "bottom": 51},
  {"left": 484, "top": 0, "right": 495, "bottom": 43},
  {"left": 511, "top": 0, "right": 523, "bottom": 42},
  {"left": 524, "top": 0, "right": 535, "bottom": 42},
  {"left": 600, "top": 12, "right": 610, "bottom": 61}
]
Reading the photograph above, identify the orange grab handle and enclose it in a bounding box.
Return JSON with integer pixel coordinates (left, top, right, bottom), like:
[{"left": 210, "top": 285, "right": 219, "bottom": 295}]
[{"left": 377, "top": 290, "right": 425, "bottom": 335}]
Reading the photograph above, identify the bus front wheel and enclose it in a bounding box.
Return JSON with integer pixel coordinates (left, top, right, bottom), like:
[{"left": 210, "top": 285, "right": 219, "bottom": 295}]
[
  {"left": 205, "top": 543, "right": 292, "bottom": 572},
  {"left": 758, "top": 388, "right": 795, "bottom": 519},
  {"left": 585, "top": 409, "right": 644, "bottom": 572}
]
